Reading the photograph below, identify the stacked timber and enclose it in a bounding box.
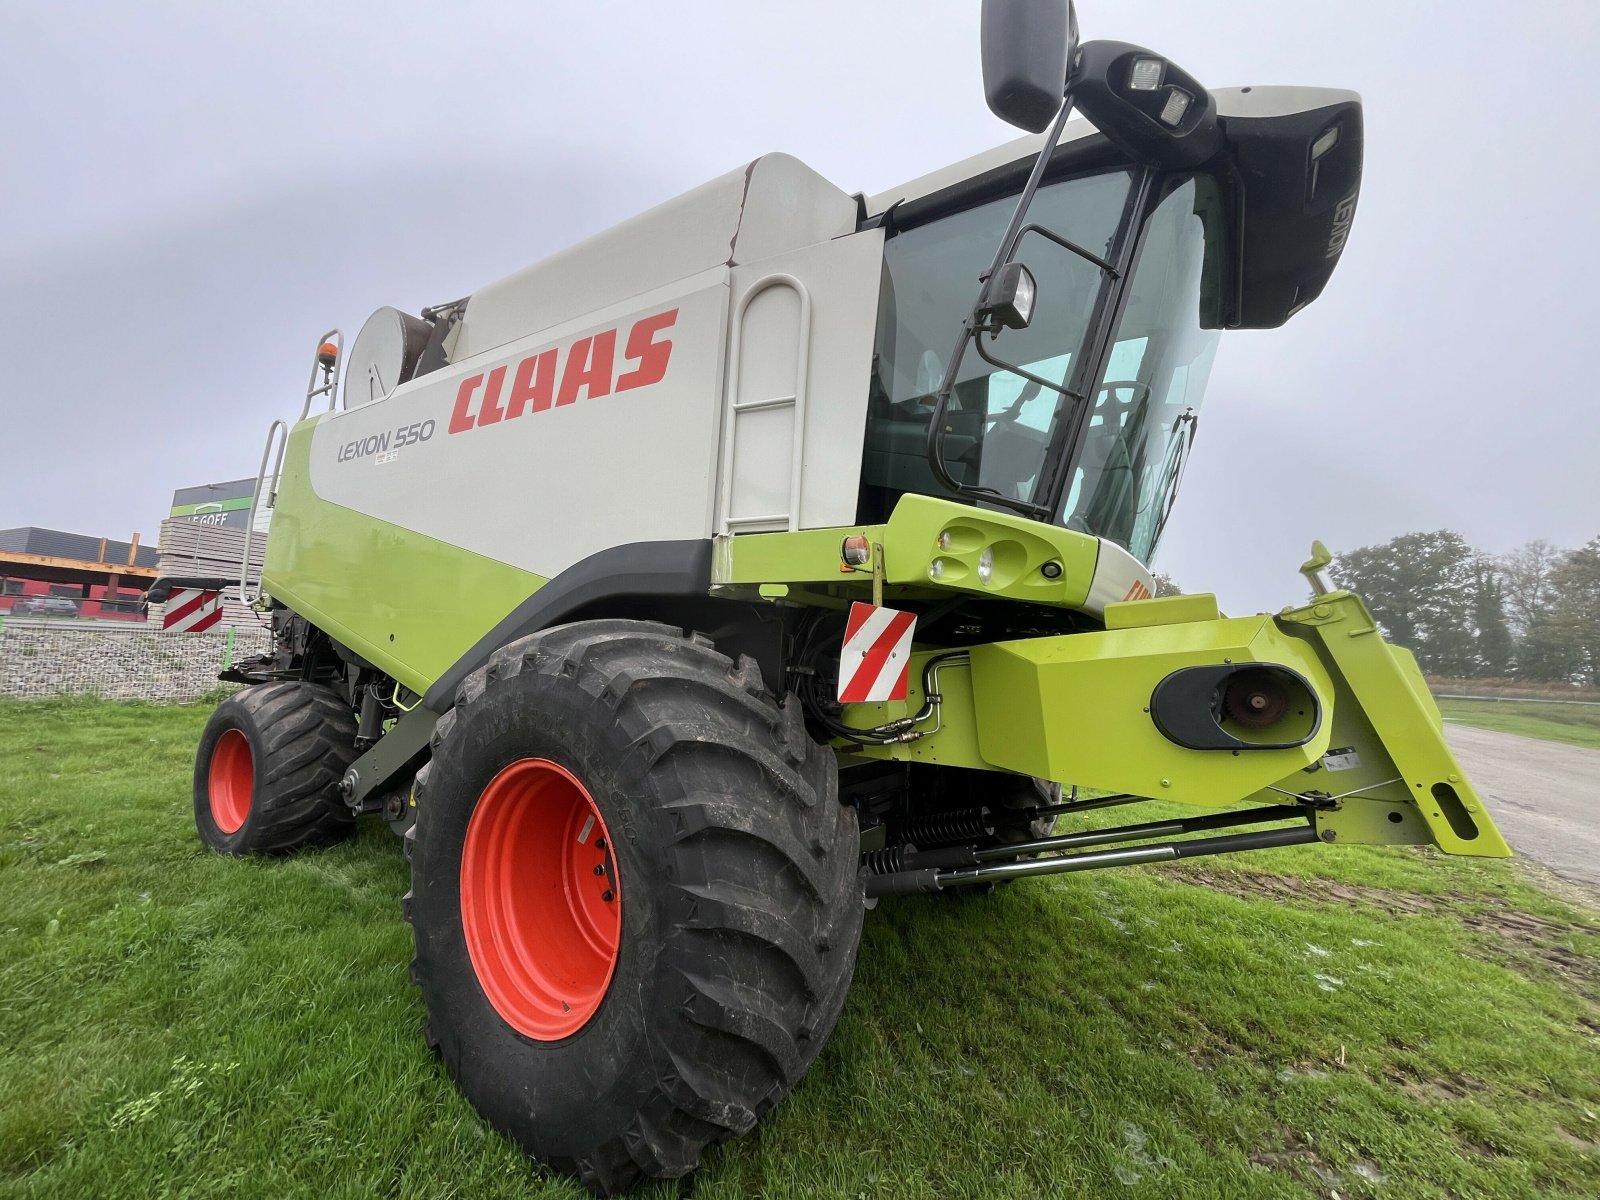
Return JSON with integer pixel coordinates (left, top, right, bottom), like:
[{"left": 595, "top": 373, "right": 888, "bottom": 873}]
[{"left": 156, "top": 519, "right": 265, "bottom": 583}]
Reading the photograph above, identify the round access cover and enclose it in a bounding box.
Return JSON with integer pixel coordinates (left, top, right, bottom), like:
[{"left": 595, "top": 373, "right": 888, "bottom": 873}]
[{"left": 345, "top": 306, "right": 433, "bottom": 407}]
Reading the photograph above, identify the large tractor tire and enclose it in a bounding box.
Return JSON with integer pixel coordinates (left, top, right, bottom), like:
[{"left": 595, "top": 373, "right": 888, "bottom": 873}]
[
  {"left": 193, "top": 682, "right": 361, "bottom": 855},
  {"left": 405, "top": 620, "right": 863, "bottom": 1195}
]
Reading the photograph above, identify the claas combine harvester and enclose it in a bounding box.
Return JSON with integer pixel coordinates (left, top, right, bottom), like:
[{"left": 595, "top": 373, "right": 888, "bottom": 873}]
[{"left": 175, "top": 2, "right": 1509, "bottom": 1191}]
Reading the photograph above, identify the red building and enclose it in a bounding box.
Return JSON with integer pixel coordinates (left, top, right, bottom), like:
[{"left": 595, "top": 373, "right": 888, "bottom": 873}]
[{"left": 0, "top": 527, "right": 156, "bottom": 621}]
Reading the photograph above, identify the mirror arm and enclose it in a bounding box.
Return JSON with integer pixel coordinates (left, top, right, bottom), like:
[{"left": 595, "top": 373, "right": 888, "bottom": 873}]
[
  {"left": 970, "top": 332, "right": 1085, "bottom": 403},
  {"left": 1014, "top": 221, "right": 1120, "bottom": 277},
  {"left": 925, "top": 90, "right": 1080, "bottom": 515}
]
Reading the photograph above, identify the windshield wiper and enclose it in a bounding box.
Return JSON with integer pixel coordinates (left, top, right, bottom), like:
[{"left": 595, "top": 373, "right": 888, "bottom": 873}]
[{"left": 1149, "top": 408, "right": 1198, "bottom": 549}]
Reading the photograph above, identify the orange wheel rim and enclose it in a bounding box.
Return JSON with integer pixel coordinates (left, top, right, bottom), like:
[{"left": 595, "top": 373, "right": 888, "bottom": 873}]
[
  {"left": 208, "top": 729, "right": 253, "bottom": 834},
  {"left": 459, "top": 758, "right": 622, "bottom": 1040}
]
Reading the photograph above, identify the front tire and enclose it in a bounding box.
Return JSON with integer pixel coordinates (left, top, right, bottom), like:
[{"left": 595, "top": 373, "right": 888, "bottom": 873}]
[
  {"left": 193, "top": 682, "right": 360, "bottom": 855},
  {"left": 406, "top": 620, "right": 863, "bottom": 1195}
]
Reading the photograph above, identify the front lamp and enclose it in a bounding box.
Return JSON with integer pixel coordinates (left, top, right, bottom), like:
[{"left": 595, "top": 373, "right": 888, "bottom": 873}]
[
  {"left": 1128, "top": 56, "right": 1164, "bottom": 90},
  {"left": 975, "top": 261, "right": 1037, "bottom": 332},
  {"left": 1159, "top": 88, "right": 1192, "bottom": 127}
]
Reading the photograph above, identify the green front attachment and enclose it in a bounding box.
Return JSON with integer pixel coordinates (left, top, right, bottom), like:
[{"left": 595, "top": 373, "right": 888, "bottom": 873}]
[{"left": 845, "top": 590, "right": 1510, "bottom": 858}]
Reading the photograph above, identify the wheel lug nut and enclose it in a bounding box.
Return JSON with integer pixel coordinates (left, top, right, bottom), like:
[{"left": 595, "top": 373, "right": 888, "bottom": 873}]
[{"left": 601, "top": 890, "right": 615, "bottom": 902}]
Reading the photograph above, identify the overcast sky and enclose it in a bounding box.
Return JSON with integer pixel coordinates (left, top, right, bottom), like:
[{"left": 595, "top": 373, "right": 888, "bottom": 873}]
[{"left": 3, "top": 0, "right": 1596, "bottom": 611}]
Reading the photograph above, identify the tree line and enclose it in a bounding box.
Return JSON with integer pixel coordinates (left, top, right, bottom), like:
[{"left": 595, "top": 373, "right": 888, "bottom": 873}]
[{"left": 1328, "top": 532, "right": 1600, "bottom": 686}]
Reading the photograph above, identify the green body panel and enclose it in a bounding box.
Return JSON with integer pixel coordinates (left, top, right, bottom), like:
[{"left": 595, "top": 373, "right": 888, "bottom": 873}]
[
  {"left": 261, "top": 422, "right": 545, "bottom": 695},
  {"left": 972, "top": 613, "right": 1336, "bottom": 803},
  {"left": 836, "top": 653, "right": 995, "bottom": 772},
  {"left": 842, "top": 589, "right": 1508, "bottom": 858},
  {"left": 1106, "top": 592, "right": 1221, "bottom": 628},
  {"left": 722, "top": 494, "right": 1102, "bottom": 610},
  {"left": 1278, "top": 592, "right": 1511, "bottom": 857}
]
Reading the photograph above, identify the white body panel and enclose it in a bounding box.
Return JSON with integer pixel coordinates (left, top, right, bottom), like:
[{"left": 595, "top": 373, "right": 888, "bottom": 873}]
[
  {"left": 311, "top": 276, "right": 731, "bottom": 579},
  {"left": 720, "top": 230, "right": 884, "bottom": 533},
  {"left": 305, "top": 155, "right": 880, "bottom": 580},
  {"left": 456, "top": 154, "right": 858, "bottom": 362},
  {"left": 1083, "top": 539, "right": 1156, "bottom": 617}
]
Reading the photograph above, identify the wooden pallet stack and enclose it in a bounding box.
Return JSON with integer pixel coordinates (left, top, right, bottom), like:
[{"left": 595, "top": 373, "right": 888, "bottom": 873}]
[{"left": 156, "top": 519, "right": 264, "bottom": 583}]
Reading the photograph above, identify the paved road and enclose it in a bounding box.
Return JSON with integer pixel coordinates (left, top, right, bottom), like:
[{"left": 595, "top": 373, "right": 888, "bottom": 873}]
[{"left": 1445, "top": 722, "right": 1599, "bottom": 888}]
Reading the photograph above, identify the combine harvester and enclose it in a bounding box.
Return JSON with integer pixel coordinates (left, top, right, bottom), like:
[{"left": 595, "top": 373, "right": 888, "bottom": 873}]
[{"left": 186, "top": 1, "right": 1508, "bottom": 1191}]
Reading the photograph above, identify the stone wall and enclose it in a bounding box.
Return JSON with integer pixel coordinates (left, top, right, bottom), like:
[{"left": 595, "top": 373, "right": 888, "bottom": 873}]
[{"left": 0, "top": 618, "right": 273, "bottom": 703}]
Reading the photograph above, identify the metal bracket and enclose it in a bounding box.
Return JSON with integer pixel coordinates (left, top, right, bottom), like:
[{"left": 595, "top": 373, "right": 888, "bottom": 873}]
[
  {"left": 1299, "top": 539, "right": 1334, "bottom": 597},
  {"left": 339, "top": 707, "right": 438, "bottom": 812}
]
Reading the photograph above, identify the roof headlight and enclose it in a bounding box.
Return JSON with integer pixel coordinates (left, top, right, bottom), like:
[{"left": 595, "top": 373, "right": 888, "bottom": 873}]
[
  {"left": 1159, "top": 87, "right": 1192, "bottom": 127},
  {"left": 1128, "top": 56, "right": 1164, "bottom": 91}
]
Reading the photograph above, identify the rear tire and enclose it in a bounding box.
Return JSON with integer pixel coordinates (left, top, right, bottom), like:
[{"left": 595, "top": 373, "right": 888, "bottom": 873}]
[
  {"left": 193, "top": 682, "right": 360, "bottom": 855},
  {"left": 406, "top": 620, "right": 862, "bottom": 1195}
]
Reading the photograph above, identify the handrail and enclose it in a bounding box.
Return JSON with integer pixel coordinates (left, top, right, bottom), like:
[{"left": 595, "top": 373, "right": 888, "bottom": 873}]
[
  {"left": 240, "top": 419, "right": 288, "bottom": 605},
  {"left": 300, "top": 328, "right": 343, "bottom": 421}
]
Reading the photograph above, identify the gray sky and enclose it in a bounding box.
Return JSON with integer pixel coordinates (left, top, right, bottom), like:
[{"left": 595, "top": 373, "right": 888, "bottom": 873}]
[{"left": 3, "top": 0, "right": 1596, "bottom": 612}]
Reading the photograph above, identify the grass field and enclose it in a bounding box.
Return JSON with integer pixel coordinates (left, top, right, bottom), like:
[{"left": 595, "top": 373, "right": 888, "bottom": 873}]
[
  {"left": 2, "top": 698, "right": 1598, "bottom": 1199},
  {"left": 1437, "top": 699, "right": 1600, "bottom": 751}
]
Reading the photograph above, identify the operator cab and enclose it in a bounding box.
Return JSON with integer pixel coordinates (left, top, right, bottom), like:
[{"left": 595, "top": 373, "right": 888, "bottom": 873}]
[{"left": 857, "top": 20, "right": 1363, "bottom": 570}]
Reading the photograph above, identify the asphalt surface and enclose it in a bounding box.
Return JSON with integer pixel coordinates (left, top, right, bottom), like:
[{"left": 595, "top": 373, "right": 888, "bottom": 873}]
[{"left": 1444, "top": 722, "right": 1600, "bottom": 889}]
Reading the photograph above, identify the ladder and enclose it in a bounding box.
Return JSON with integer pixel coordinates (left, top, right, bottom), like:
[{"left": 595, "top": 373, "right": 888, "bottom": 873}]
[{"left": 716, "top": 275, "right": 812, "bottom": 535}]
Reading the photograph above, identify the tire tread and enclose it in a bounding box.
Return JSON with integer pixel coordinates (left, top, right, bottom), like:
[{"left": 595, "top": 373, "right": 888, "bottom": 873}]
[{"left": 409, "top": 619, "right": 862, "bottom": 1195}]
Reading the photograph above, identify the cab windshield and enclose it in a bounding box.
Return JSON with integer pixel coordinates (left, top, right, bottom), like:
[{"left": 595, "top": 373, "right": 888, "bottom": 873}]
[{"left": 863, "top": 170, "right": 1224, "bottom": 564}]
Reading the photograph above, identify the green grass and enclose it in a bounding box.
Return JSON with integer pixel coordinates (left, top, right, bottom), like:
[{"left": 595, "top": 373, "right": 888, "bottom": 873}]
[
  {"left": 1438, "top": 699, "right": 1600, "bottom": 751},
  {"left": 2, "top": 698, "right": 1599, "bottom": 1199}
]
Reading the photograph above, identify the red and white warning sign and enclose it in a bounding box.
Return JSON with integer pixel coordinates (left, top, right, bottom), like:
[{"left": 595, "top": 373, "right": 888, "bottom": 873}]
[
  {"left": 837, "top": 602, "right": 917, "bottom": 704},
  {"left": 162, "top": 588, "right": 223, "bottom": 633}
]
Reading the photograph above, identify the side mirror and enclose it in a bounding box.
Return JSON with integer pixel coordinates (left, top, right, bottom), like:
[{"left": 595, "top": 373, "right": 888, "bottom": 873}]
[{"left": 981, "top": 0, "right": 1078, "bottom": 132}]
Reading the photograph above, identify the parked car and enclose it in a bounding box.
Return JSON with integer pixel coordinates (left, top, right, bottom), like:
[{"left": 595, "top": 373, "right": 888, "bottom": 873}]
[{"left": 11, "top": 596, "right": 80, "bottom": 617}]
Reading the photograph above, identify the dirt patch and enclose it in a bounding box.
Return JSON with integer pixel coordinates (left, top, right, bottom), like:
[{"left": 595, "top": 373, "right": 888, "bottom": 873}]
[
  {"left": 1167, "top": 865, "right": 1600, "bottom": 997},
  {"left": 1382, "top": 1065, "right": 1486, "bottom": 1104},
  {"left": 1459, "top": 910, "right": 1600, "bottom": 994},
  {"left": 1513, "top": 859, "right": 1600, "bottom": 915},
  {"left": 1248, "top": 1127, "right": 1385, "bottom": 1192},
  {"left": 1248, "top": 1129, "right": 1335, "bottom": 1185},
  {"left": 1168, "top": 865, "right": 1453, "bottom": 916},
  {"left": 1555, "top": 1127, "right": 1600, "bottom": 1154},
  {"left": 1182, "top": 1026, "right": 1254, "bottom": 1072}
]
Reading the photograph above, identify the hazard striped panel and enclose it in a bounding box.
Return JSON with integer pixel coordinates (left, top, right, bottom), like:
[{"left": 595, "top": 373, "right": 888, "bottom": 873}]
[
  {"left": 837, "top": 602, "right": 916, "bottom": 704},
  {"left": 162, "top": 588, "right": 223, "bottom": 633}
]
